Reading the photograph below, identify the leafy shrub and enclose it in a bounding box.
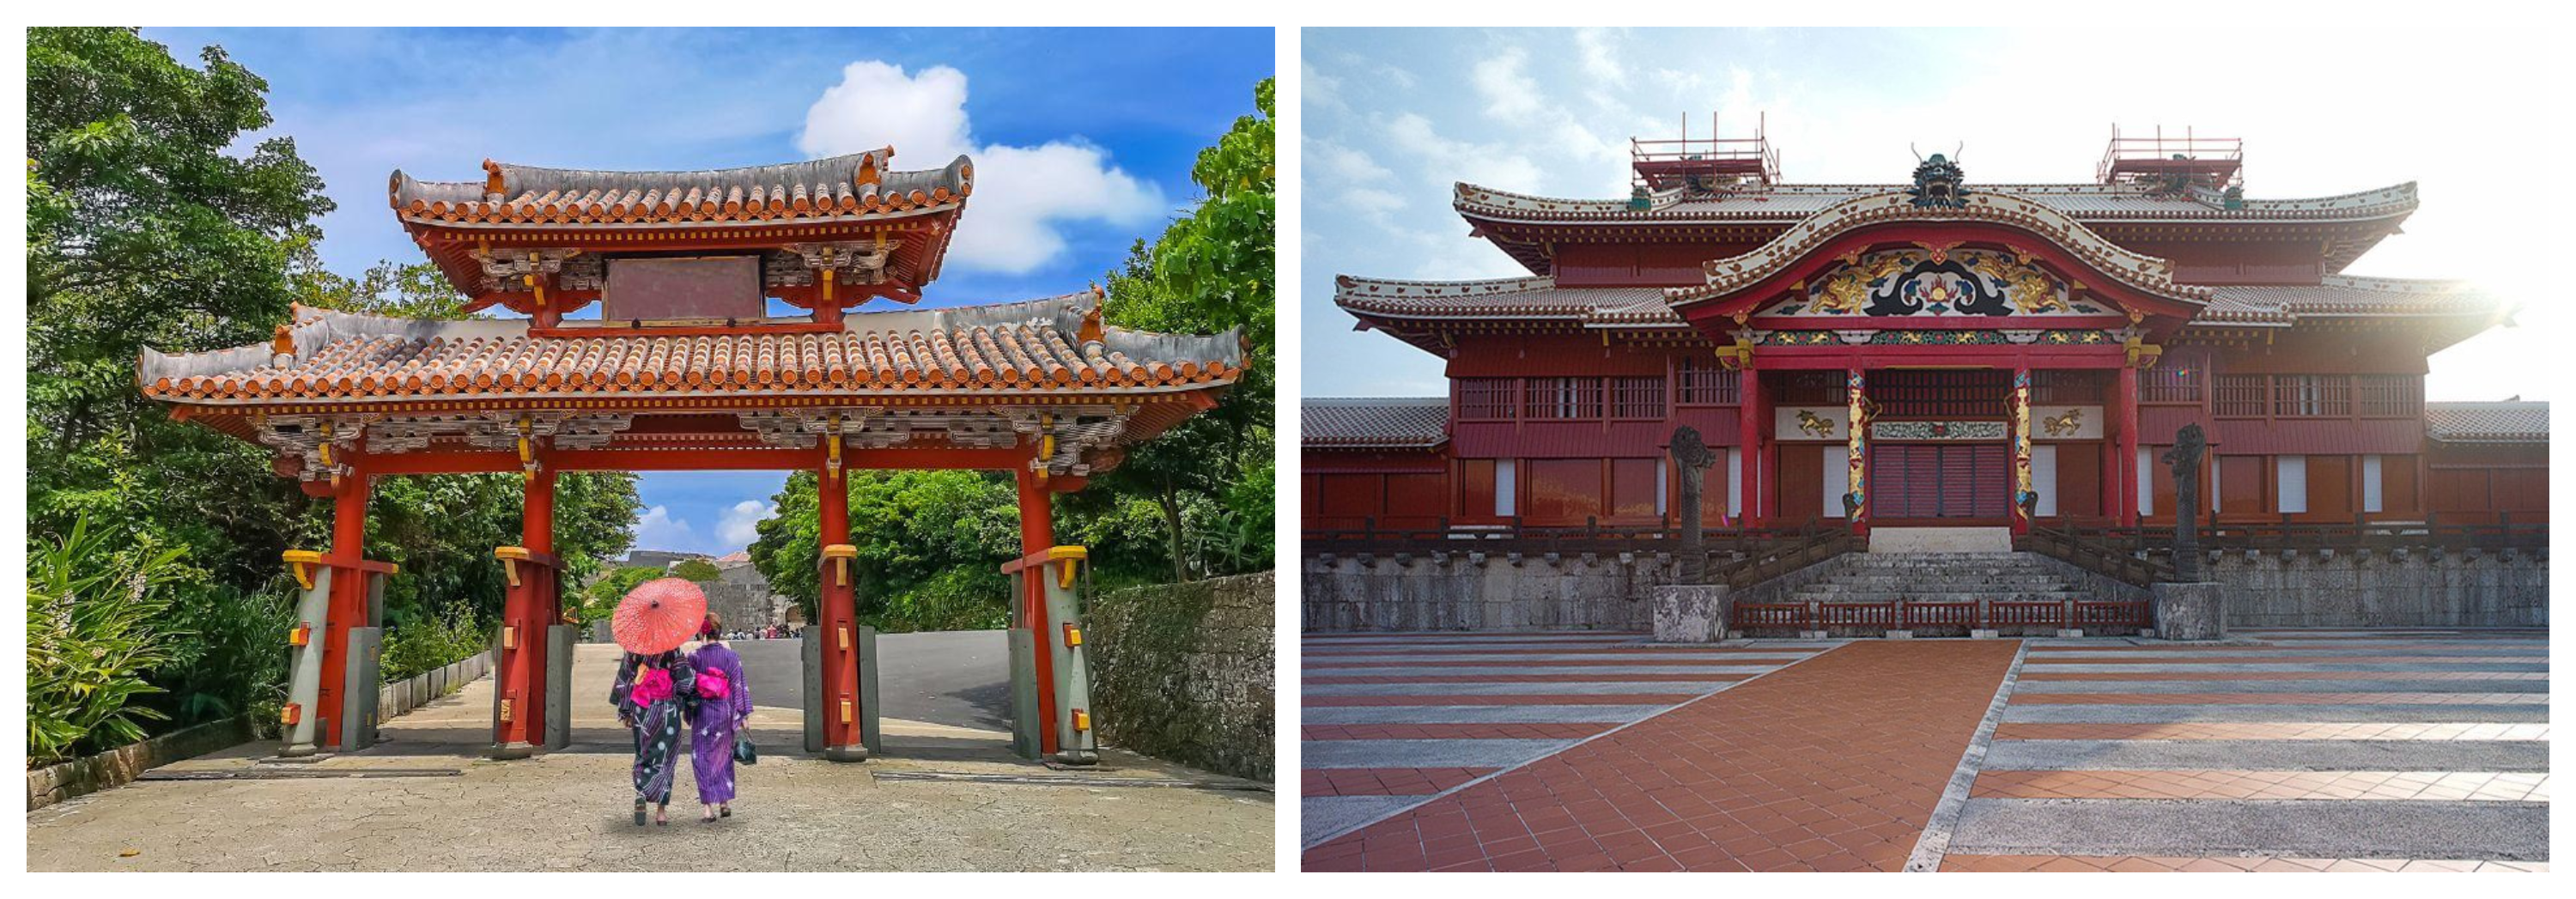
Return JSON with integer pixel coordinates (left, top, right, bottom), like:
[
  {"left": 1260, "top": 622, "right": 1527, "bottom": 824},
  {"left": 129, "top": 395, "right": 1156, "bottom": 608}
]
[
  {"left": 27, "top": 517, "right": 185, "bottom": 765},
  {"left": 668, "top": 558, "right": 722, "bottom": 582},
  {"left": 380, "top": 604, "right": 490, "bottom": 683},
  {"left": 152, "top": 581, "right": 296, "bottom": 730}
]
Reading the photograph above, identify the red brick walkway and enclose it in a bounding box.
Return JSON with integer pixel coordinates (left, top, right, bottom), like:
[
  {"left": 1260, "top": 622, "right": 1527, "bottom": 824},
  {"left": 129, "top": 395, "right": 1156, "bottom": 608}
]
[{"left": 1302, "top": 641, "right": 2020, "bottom": 872}]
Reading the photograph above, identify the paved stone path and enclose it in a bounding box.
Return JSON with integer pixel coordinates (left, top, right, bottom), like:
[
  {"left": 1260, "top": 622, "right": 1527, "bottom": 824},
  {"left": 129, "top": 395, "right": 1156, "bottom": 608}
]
[
  {"left": 1303, "top": 639, "right": 2014, "bottom": 871},
  {"left": 1301, "top": 629, "right": 2550, "bottom": 872},
  {"left": 1939, "top": 628, "right": 2549, "bottom": 871},
  {"left": 27, "top": 643, "right": 1271, "bottom": 872},
  {"left": 1298, "top": 632, "right": 1831, "bottom": 848}
]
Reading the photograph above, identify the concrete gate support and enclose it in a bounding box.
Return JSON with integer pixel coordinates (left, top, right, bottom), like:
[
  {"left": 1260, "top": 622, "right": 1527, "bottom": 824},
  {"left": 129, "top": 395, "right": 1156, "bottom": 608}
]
[
  {"left": 1005, "top": 467, "right": 1098, "bottom": 765},
  {"left": 280, "top": 477, "right": 397, "bottom": 756}
]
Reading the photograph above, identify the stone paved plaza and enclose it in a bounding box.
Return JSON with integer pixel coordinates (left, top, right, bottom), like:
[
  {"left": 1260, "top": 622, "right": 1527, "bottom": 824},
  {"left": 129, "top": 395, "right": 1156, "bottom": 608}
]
[
  {"left": 1299, "top": 629, "right": 2547, "bottom": 872},
  {"left": 27, "top": 643, "right": 1273, "bottom": 872}
]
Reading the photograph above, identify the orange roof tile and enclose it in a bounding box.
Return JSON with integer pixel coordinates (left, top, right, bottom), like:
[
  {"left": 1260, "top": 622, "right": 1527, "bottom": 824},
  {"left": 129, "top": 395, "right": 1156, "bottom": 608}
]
[
  {"left": 387, "top": 149, "right": 969, "bottom": 228},
  {"left": 140, "top": 295, "right": 1242, "bottom": 404}
]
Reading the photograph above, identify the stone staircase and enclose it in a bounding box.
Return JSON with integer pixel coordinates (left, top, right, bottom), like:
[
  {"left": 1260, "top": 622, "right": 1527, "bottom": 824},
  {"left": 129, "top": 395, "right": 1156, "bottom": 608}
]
[{"left": 1733, "top": 551, "right": 2148, "bottom": 638}]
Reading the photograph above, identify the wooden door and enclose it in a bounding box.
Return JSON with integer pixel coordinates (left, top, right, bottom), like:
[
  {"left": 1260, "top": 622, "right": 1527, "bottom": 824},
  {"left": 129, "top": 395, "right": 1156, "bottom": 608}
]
[{"left": 1778, "top": 445, "right": 1825, "bottom": 522}]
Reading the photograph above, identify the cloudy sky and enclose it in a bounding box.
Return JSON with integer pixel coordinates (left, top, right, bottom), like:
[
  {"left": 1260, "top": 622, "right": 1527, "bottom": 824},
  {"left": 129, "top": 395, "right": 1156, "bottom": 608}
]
[
  {"left": 1301, "top": 27, "right": 2563, "bottom": 402},
  {"left": 144, "top": 27, "right": 1271, "bottom": 556}
]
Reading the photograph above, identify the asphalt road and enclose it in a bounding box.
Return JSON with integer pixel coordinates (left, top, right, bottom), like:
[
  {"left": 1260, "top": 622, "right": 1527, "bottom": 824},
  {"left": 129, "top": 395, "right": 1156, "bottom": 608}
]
[{"left": 725, "top": 629, "right": 1011, "bottom": 732}]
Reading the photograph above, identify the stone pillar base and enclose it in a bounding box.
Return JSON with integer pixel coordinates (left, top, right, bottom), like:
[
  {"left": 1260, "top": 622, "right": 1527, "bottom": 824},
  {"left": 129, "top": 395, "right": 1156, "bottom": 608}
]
[
  {"left": 2153, "top": 581, "right": 2228, "bottom": 641},
  {"left": 821, "top": 744, "right": 871, "bottom": 762},
  {"left": 1652, "top": 585, "right": 1729, "bottom": 643},
  {"left": 488, "top": 741, "right": 541, "bottom": 761}
]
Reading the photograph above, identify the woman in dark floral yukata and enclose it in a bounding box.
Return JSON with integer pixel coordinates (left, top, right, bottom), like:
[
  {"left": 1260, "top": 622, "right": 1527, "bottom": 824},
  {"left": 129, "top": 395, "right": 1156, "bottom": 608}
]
[{"left": 611, "top": 646, "right": 696, "bottom": 826}]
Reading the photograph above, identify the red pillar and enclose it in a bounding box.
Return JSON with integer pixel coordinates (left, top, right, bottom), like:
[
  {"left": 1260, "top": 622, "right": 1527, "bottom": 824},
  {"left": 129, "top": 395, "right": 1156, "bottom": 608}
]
[
  {"left": 1736, "top": 367, "right": 1766, "bottom": 528},
  {"left": 495, "top": 469, "right": 556, "bottom": 752},
  {"left": 314, "top": 474, "right": 370, "bottom": 750},
  {"left": 816, "top": 468, "right": 863, "bottom": 756},
  {"left": 1015, "top": 465, "right": 1061, "bottom": 756},
  {"left": 2113, "top": 365, "right": 2141, "bottom": 526}
]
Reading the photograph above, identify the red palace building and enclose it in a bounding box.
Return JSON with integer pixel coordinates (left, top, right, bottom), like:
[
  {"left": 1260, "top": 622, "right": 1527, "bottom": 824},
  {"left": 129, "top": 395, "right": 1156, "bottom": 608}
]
[{"left": 1305, "top": 128, "right": 2547, "bottom": 539}]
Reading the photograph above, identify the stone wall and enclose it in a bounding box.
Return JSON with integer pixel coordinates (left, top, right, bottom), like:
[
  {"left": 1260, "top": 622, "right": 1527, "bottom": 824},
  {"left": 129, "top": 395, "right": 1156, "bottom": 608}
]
[
  {"left": 2205, "top": 548, "right": 2549, "bottom": 629},
  {"left": 1303, "top": 546, "right": 2550, "bottom": 632},
  {"left": 1303, "top": 551, "right": 1686, "bottom": 632},
  {"left": 1086, "top": 572, "right": 1274, "bottom": 782},
  {"left": 705, "top": 562, "right": 786, "bottom": 630},
  {"left": 379, "top": 649, "right": 492, "bottom": 720},
  {"left": 27, "top": 715, "right": 253, "bottom": 811}
]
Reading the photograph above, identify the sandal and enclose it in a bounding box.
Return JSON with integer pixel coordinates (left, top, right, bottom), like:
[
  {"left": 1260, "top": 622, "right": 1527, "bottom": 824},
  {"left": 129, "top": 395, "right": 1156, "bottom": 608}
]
[{"left": 720, "top": 805, "right": 732, "bottom": 818}]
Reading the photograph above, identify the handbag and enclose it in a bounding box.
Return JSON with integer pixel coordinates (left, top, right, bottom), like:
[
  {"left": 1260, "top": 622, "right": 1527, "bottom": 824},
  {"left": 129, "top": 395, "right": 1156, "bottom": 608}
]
[{"left": 733, "top": 737, "right": 758, "bottom": 764}]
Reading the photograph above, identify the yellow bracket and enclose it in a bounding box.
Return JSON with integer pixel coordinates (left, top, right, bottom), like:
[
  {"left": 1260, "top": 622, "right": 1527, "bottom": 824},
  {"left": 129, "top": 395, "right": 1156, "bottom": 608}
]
[
  {"left": 283, "top": 550, "right": 323, "bottom": 591},
  {"left": 495, "top": 546, "right": 531, "bottom": 588},
  {"left": 822, "top": 544, "right": 858, "bottom": 587},
  {"left": 1046, "top": 545, "right": 1087, "bottom": 589}
]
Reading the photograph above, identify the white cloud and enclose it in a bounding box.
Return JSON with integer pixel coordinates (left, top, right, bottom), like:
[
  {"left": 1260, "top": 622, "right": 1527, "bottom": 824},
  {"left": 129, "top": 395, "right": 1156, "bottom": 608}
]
[
  {"left": 1576, "top": 28, "right": 1628, "bottom": 88},
  {"left": 1339, "top": 187, "right": 1406, "bottom": 230},
  {"left": 1383, "top": 113, "right": 1542, "bottom": 190},
  {"left": 797, "top": 60, "right": 1163, "bottom": 275},
  {"left": 1472, "top": 46, "right": 1543, "bottom": 124},
  {"left": 1309, "top": 140, "right": 1394, "bottom": 183},
  {"left": 714, "top": 500, "right": 775, "bottom": 550},
  {"left": 1303, "top": 59, "right": 1346, "bottom": 112},
  {"left": 631, "top": 505, "right": 696, "bottom": 550}
]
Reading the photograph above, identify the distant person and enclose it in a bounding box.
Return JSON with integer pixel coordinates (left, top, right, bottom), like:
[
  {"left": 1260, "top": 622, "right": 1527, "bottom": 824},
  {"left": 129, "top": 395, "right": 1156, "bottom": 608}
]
[
  {"left": 686, "top": 613, "right": 753, "bottom": 822},
  {"left": 611, "top": 647, "right": 697, "bottom": 826}
]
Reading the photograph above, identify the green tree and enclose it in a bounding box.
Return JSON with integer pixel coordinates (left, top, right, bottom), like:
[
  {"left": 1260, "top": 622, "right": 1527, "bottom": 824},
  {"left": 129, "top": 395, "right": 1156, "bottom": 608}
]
[
  {"left": 24, "top": 29, "right": 642, "bottom": 736},
  {"left": 750, "top": 471, "right": 1022, "bottom": 632},
  {"left": 1085, "top": 76, "right": 1277, "bottom": 581},
  {"left": 669, "top": 558, "right": 722, "bottom": 582}
]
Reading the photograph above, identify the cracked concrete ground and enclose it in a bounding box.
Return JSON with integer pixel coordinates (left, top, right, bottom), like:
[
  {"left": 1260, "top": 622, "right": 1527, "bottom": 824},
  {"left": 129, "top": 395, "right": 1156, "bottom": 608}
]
[{"left": 27, "top": 643, "right": 1272, "bottom": 872}]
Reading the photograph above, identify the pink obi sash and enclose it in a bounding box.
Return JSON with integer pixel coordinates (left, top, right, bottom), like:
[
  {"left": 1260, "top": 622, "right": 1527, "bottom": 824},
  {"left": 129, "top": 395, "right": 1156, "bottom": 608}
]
[
  {"left": 631, "top": 668, "right": 674, "bottom": 706},
  {"left": 696, "top": 667, "right": 731, "bottom": 700}
]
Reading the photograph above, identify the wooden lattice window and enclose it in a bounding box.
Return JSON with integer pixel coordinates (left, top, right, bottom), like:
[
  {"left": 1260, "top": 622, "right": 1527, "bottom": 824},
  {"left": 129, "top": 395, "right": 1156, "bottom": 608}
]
[
  {"left": 1455, "top": 379, "right": 1516, "bottom": 421},
  {"left": 1524, "top": 377, "right": 1601, "bottom": 420},
  {"left": 1675, "top": 357, "right": 1740, "bottom": 404},
  {"left": 2273, "top": 375, "right": 2350, "bottom": 418},
  {"left": 2032, "top": 369, "right": 2109, "bottom": 404},
  {"left": 1777, "top": 371, "right": 1849, "bottom": 405},
  {"left": 2141, "top": 365, "right": 2204, "bottom": 404},
  {"left": 2213, "top": 375, "right": 2268, "bottom": 417},
  {"left": 1874, "top": 369, "right": 2009, "bottom": 419},
  {"left": 1609, "top": 376, "right": 1665, "bottom": 419},
  {"left": 2356, "top": 374, "right": 2423, "bottom": 418}
]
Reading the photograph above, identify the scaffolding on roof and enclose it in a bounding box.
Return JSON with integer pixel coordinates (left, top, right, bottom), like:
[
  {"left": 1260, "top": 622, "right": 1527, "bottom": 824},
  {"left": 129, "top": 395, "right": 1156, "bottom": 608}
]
[
  {"left": 1632, "top": 111, "right": 1780, "bottom": 192},
  {"left": 2099, "top": 124, "right": 2244, "bottom": 190}
]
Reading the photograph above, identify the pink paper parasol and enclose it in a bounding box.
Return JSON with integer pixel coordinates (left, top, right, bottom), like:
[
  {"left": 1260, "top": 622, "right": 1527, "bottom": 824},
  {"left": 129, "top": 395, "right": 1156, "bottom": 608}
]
[{"left": 612, "top": 578, "right": 708, "bottom": 655}]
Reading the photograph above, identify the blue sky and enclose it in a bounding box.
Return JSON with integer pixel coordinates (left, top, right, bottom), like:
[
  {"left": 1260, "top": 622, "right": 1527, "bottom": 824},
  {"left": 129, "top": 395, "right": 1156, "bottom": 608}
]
[
  {"left": 144, "top": 27, "right": 1272, "bottom": 556},
  {"left": 1302, "top": 27, "right": 2558, "bottom": 403}
]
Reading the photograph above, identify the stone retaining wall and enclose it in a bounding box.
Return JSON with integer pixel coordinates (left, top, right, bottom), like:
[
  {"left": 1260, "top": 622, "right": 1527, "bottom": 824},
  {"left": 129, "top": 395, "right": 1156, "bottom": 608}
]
[
  {"left": 1086, "top": 572, "right": 1274, "bottom": 782},
  {"left": 380, "top": 649, "right": 493, "bottom": 720},
  {"left": 1303, "top": 546, "right": 2550, "bottom": 632},
  {"left": 1303, "top": 551, "right": 1688, "bottom": 632},
  {"left": 27, "top": 650, "right": 499, "bottom": 811},
  {"left": 27, "top": 715, "right": 254, "bottom": 811},
  {"left": 2204, "top": 548, "right": 2548, "bottom": 629}
]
